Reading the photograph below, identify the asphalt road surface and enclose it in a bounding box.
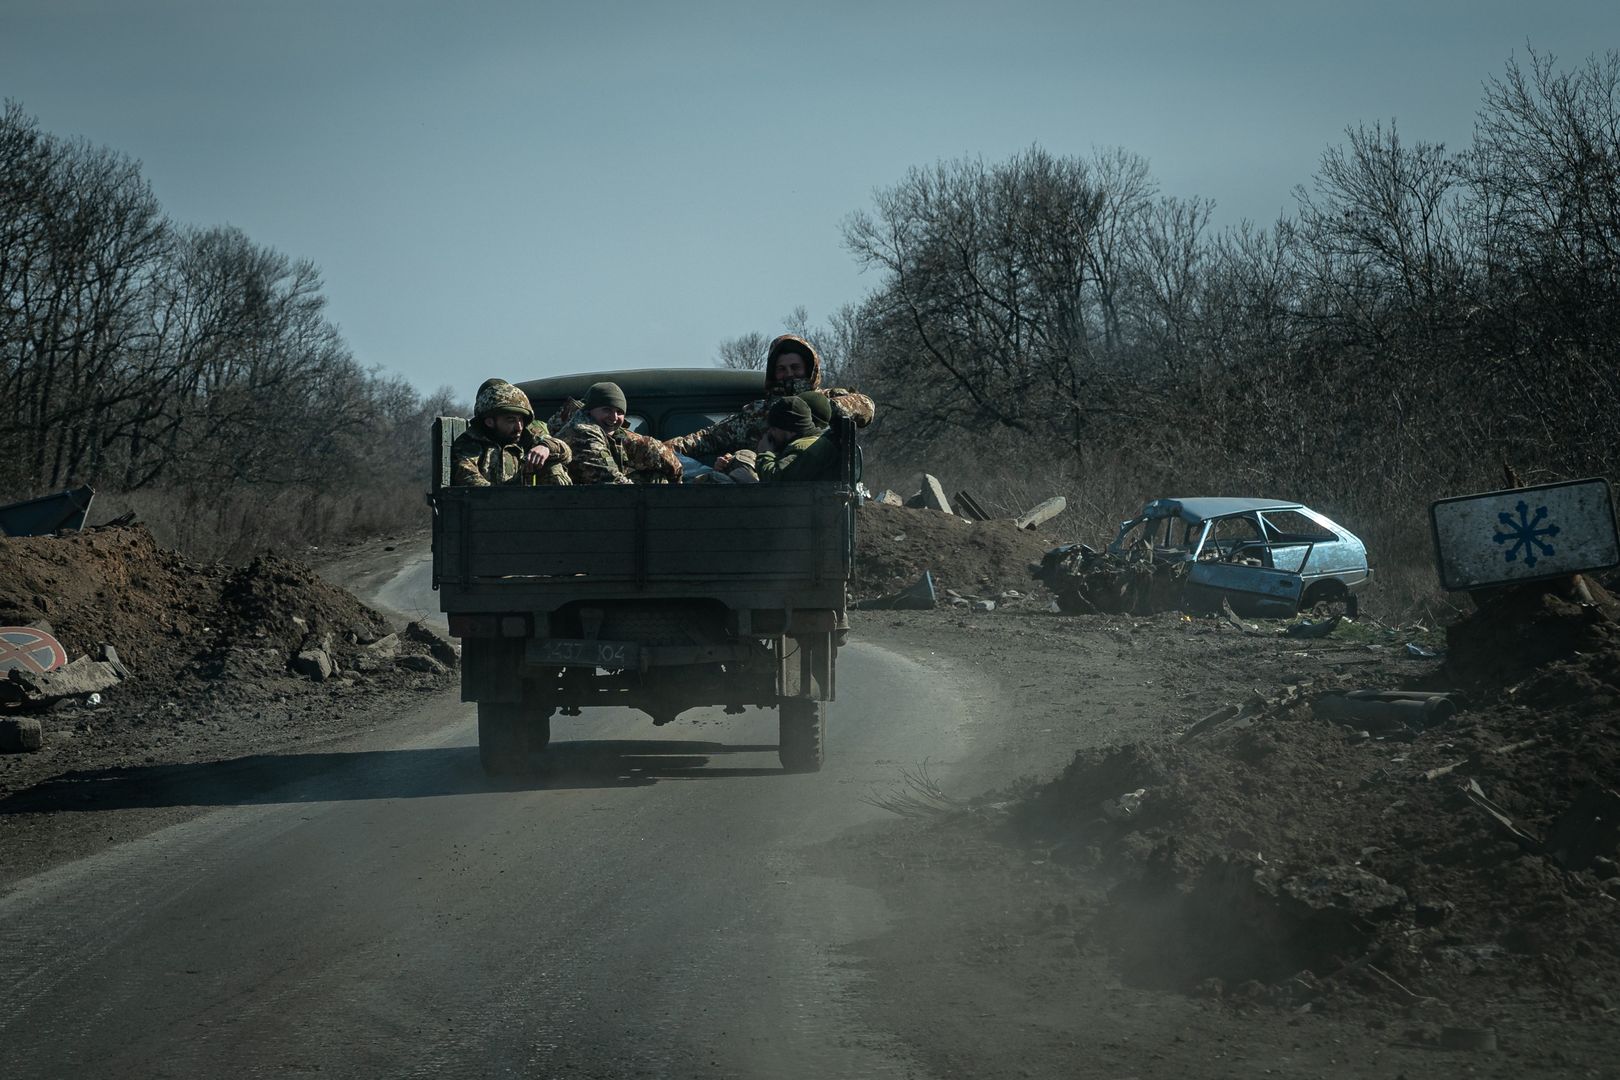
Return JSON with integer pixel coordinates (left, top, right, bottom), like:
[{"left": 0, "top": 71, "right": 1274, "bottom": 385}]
[{"left": 0, "top": 554, "right": 990, "bottom": 1079}]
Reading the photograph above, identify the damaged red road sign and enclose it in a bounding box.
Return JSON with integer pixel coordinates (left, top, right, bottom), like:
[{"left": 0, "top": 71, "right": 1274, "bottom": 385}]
[{"left": 0, "top": 626, "right": 69, "bottom": 675}]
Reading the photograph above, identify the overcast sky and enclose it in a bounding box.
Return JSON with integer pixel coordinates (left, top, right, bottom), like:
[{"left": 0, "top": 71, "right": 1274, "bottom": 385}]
[{"left": 4, "top": 1, "right": 1616, "bottom": 396}]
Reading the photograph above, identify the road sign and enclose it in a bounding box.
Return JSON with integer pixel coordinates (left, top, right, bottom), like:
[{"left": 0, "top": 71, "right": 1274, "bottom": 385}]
[
  {"left": 0, "top": 626, "right": 69, "bottom": 674},
  {"left": 1431, "top": 478, "right": 1619, "bottom": 591}
]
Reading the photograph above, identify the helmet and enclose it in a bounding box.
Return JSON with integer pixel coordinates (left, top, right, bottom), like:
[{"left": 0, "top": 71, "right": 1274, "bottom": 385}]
[{"left": 474, "top": 379, "right": 533, "bottom": 420}]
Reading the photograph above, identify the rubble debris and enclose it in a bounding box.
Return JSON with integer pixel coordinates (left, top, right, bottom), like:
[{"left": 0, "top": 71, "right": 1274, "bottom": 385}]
[
  {"left": 1031, "top": 542, "right": 1187, "bottom": 615},
  {"left": 397, "top": 654, "right": 450, "bottom": 675},
  {"left": 0, "top": 717, "right": 44, "bottom": 752},
  {"left": 875, "top": 489, "right": 904, "bottom": 507},
  {"left": 1285, "top": 615, "right": 1342, "bottom": 639},
  {"left": 0, "top": 655, "right": 125, "bottom": 707},
  {"left": 916, "top": 474, "right": 954, "bottom": 515},
  {"left": 1313, "top": 691, "right": 1456, "bottom": 733},
  {"left": 97, "top": 643, "right": 129, "bottom": 679},
  {"left": 853, "top": 501, "right": 1051, "bottom": 600},
  {"left": 292, "top": 648, "right": 334, "bottom": 681},
  {"left": 854, "top": 571, "right": 938, "bottom": 611},
  {"left": 1461, "top": 777, "right": 1541, "bottom": 849},
  {"left": 0, "top": 484, "right": 95, "bottom": 537},
  {"left": 1014, "top": 496, "right": 1065, "bottom": 530},
  {"left": 953, "top": 490, "right": 992, "bottom": 521},
  {"left": 971, "top": 600, "right": 996, "bottom": 613},
  {"left": 405, "top": 621, "right": 460, "bottom": 666}
]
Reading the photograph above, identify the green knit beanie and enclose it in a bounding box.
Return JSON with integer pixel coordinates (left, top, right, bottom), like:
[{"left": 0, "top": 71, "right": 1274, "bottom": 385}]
[
  {"left": 767, "top": 396, "right": 818, "bottom": 438},
  {"left": 583, "top": 381, "right": 627, "bottom": 413}
]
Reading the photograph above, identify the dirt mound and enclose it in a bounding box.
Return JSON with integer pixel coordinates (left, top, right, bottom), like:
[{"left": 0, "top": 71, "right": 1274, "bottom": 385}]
[
  {"left": 0, "top": 526, "right": 394, "bottom": 683},
  {"left": 1011, "top": 589, "right": 1620, "bottom": 1012},
  {"left": 0, "top": 525, "right": 452, "bottom": 804},
  {"left": 853, "top": 501, "right": 1054, "bottom": 600}
]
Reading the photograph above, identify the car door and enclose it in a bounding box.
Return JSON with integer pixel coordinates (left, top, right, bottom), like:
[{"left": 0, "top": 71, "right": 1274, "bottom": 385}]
[{"left": 1183, "top": 545, "right": 1311, "bottom": 617}]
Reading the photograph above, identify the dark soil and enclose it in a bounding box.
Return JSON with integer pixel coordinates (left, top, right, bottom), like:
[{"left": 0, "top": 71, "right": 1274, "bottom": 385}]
[
  {"left": 851, "top": 501, "right": 1058, "bottom": 600},
  {"left": 826, "top": 584, "right": 1620, "bottom": 1076},
  {"left": 0, "top": 525, "right": 454, "bottom": 819}
]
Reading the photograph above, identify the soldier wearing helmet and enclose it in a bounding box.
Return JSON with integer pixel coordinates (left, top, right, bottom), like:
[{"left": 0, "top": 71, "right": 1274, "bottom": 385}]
[{"left": 450, "top": 379, "right": 572, "bottom": 486}]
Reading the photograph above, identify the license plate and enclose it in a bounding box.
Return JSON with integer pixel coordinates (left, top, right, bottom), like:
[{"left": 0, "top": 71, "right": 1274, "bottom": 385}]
[{"left": 527, "top": 638, "right": 639, "bottom": 667}]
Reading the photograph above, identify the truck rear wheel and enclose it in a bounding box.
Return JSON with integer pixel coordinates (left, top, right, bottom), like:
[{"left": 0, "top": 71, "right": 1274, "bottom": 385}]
[
  {"left": 478, "top": 701, "right": 540, "bottom": 776},
  {"left": 778, "top": 699, "right": 826, "bottom": 773}
]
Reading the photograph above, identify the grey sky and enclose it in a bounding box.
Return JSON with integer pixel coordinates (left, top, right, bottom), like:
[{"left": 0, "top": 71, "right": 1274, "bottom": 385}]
[{"left": 4, "top": 1, "right": 1615, "bottom": 396}]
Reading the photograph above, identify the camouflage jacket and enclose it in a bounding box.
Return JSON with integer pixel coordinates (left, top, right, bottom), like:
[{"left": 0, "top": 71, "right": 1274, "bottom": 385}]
[
  {"left": 756, "top": 431, "right": 841, "bottom": 482},
  {"left": 559, "top": 415, "right": 683, "bottom": 485},
  {"left": 450, "top": 419, "right": 571, "bottom": 487},
  {"left": 665, "top": 387, "right": 874, "bottom": 461}
]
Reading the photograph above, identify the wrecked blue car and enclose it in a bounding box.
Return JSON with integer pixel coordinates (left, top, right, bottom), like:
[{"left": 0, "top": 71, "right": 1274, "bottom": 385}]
[{"left": 1034, "top": 497, "right": 1372, "bottom": 618}]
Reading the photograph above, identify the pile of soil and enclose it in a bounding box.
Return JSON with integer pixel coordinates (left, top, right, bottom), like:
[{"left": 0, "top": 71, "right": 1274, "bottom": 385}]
[
  {"left": 0, "top": 525, "right": 452, "bottom": 803},
  {"left": 853, "top": 501, "right": 1056, "bottom": 600},
  {"left": 0, "top": 526, "right": 393, "bottom": 683},
  {"left": 1010, "top": 582, "right": 1620, "bottom": 1017}
]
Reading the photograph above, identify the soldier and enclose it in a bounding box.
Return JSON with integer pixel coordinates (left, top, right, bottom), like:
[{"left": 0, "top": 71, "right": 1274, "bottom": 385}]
[
  {"left": 559, "top": 381, "right": 684, "bottom": 485},
  {"left": 667, "top": 334, "right": 874, "bottom": 465},
  {"left": 450, "top": 379, "right": 572, "bottom": 486},
  {"left": 754, "top": 395, "right": 844, "bottom": 481}
]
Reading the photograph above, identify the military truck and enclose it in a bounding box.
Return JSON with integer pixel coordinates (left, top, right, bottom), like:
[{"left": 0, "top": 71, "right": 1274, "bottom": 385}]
[{"left": 429, "top": 368, "right": 857, "bottom": 776}]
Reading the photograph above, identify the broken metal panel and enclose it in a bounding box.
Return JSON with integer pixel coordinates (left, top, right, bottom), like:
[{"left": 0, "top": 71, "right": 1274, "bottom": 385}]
[
  {"left": 0, "top": 485, "right": 95, "bottom": 537},
  {"left": 1430, "top": 478, "right": 1619, "bottom": 591},
  {"left": 1185, "top": 561, "right": 1304, "bottom": 619}
]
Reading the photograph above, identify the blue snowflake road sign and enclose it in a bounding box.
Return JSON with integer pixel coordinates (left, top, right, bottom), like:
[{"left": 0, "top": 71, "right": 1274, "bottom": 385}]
[{"left": 1431, "top": 478, "right": 1619, "bottom": 591}]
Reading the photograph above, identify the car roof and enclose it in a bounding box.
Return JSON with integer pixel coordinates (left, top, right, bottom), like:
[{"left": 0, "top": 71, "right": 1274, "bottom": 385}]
[
  {"left": 1140, "top": 497, "right": 1305, "bottom": 523},
  {"left": 517, "top": 367, "right": 762, "bottom": 405}
]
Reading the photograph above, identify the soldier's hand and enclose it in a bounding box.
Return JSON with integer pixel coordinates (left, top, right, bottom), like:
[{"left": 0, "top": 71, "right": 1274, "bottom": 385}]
[
  {"left": 715, "top": 453, "right": 734, "bottom": 470},
  {"left": 523, "top": 444, "right": 551, "bottom": 473}
]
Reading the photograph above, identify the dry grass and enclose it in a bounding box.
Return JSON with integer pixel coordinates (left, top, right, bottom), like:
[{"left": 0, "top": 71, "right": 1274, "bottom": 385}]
[
  {"left": 91, "top": 482, "right": 426, "bottom": 563},
  {"left": 862, "top": 762, "right": 964, "bottom": 819}
]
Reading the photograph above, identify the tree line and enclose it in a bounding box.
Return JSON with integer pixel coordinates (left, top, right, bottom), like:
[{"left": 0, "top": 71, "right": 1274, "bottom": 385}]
[
  {"left": 725, "top": 50, "right": 1620, "bottom": 524},
  {"left": 0, "top": 100, "right": 460, "bottom": 519}
]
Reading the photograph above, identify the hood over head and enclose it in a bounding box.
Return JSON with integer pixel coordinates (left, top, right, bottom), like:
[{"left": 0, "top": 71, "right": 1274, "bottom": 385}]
[{"left": 764, "top": 334, "right": 822, "bottom": 396}]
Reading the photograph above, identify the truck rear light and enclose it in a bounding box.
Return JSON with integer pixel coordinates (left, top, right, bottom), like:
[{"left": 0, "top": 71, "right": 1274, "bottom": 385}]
[{"left": 447, "top": 614, "right": 498, "bottom": 638}]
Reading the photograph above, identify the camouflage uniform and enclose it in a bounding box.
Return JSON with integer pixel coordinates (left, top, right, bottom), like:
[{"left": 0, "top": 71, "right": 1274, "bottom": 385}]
[
  {"left": 559, "top": 415, "right": 683, "bottom": 485},
  {"left": 450, "top": 380, "right": 572, "bottom": 487},
  {"left": 756, "top": 432, "right": 841, "bottom": 481},
  {"left": 664, "top": 334, "right": 875, "bottom": 460}
]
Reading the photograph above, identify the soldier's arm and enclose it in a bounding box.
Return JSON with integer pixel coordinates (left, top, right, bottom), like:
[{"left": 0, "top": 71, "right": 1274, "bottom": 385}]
[
  {"left": 568, "top": 424, "right": 634, "bottom": 485},
  {"left": 666, "top": 401, "right": 768, "bottom": 459},
  {"left": 623, "top": 431, "right": 684, "bottom": 482},
  {"left": 541, "top": 433, "right": 571, "bottom": 465},
  {"left": 449, "top": 437, "right": 491, "bottom": 487},
  {"left": 777, "top": 433, "right": 840, "bottom": 481},
  {"left": 665, "top": 419, "right": 726, "bottom": 459}
]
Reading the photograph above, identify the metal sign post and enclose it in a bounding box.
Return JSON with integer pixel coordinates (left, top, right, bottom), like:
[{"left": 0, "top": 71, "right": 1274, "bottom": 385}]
[{"left": 1431, "top": 478, "right": 1619, "bottom": 591}]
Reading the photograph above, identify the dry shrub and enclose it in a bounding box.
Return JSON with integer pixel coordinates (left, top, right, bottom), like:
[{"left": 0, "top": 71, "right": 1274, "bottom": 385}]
[{"left": 92, "top": 482, "right": 424, "bottom": 563}]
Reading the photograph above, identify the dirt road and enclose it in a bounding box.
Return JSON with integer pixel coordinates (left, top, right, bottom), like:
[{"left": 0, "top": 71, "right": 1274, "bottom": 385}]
[
  {"left": 0, "top": 545, "right": 1060, "bottom": 1078},
  {"left": 2, "top": 539, "right": 1613, "bottom": 1078}
]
